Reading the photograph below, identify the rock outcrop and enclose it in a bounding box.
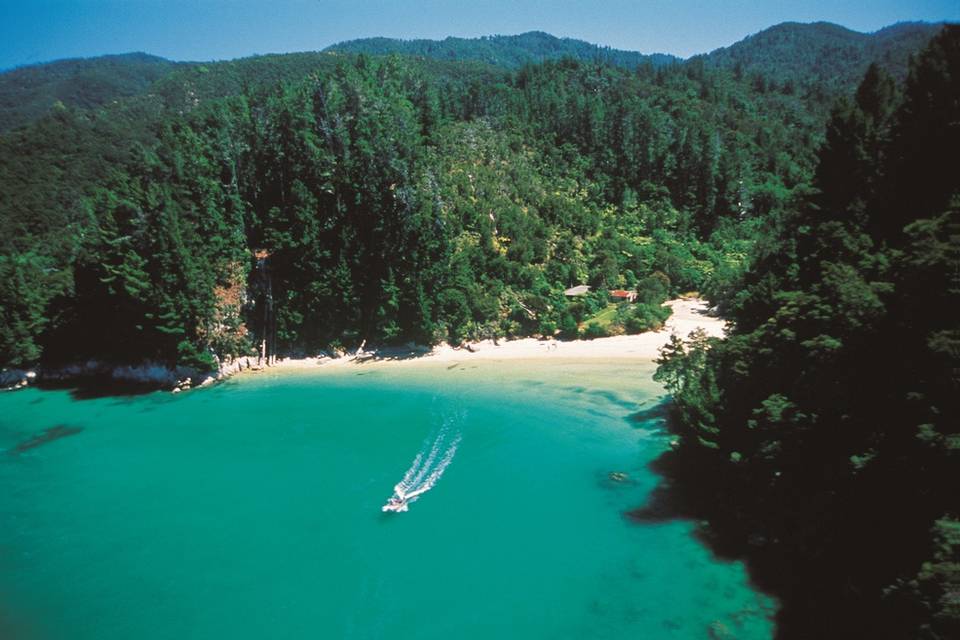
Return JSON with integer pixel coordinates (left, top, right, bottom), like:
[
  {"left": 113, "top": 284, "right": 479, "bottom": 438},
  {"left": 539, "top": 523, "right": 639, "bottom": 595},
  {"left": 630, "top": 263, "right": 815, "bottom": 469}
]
[
  {"left": 0, "top": 369, "right": 35, "bottom": 390},
  {"left": 1, "top": 359, "right": 237, "bottom": 392}
]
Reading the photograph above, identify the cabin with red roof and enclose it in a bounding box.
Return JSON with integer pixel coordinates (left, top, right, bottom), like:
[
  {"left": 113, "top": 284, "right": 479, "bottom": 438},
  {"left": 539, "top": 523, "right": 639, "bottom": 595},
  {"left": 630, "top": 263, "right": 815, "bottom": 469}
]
[{"left": 608, "top": 289, "right": 637, "bottom": 302}]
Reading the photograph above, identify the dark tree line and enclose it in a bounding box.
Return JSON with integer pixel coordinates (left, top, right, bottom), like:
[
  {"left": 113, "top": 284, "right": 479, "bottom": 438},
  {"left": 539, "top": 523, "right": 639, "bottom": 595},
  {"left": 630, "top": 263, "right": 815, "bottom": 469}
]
[{"left": 656, "top": 27, "right": 960, "bottom": 639}]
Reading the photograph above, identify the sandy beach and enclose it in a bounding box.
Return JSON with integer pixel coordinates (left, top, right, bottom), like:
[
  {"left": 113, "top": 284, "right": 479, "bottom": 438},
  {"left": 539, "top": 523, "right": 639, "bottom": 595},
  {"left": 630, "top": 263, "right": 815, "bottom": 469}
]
[{"left": 270, "top": 297, "right": 726, "bottom": 370}]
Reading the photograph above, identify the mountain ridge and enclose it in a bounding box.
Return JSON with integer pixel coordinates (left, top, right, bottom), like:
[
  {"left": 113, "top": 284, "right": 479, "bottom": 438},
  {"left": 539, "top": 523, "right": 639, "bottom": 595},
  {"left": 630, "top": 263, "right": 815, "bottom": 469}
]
[
  {"left": 0, "top": 21, "right": 947, "bottom": 134},
  {"left": 323, "top": 30, "right": 679, "bottom": 69},
  {"left": 3, "top": 20, "right": 947, "bottom": 72},
  {"left": 0, "top": 52, "right": 180, "bottom": 132},
  {"left": 701, "top": 20, "right": 944, "bottom": 88}
]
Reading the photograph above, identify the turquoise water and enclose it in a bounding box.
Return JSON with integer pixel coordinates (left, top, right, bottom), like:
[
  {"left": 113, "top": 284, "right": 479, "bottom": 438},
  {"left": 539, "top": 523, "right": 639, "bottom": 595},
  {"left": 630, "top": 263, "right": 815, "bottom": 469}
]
[{"left": 0, "top": 360, "right": 774, "bottom": 639}]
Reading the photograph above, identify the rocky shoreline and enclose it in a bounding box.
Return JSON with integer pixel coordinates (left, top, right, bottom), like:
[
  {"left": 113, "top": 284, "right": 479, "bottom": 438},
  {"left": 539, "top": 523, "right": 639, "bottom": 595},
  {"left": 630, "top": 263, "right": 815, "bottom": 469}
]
[
  {"left": 0, "top": 354, "right": 276, "bottom": 394},
  {"left": 0, "top": 348, "right": 399, "bottom": 394}
]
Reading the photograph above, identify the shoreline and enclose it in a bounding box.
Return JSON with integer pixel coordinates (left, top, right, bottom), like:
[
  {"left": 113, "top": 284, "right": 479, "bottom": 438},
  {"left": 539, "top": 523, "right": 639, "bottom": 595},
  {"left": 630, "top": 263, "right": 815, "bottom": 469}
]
[
  {"left": 1, "top": 298, "right": 725, "bottom": 392},
  {"left": 267, "top": 297, "right": 726, "bottom": 372}
]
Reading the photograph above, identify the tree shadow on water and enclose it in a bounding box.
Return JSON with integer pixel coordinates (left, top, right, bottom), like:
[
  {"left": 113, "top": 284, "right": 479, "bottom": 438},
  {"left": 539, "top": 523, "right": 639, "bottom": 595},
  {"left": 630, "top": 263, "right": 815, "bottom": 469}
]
[
  {"left": 623, "top": 400, "right": 758, "bottom": 550},
  {"left": 37, "top": 378, "right": 162, "bottom": 401},
  {"left": 625, "top": 397, "right": 672, "bottom": 425},
  {"left": 624, "top": 448, "right": 724, "bottom": 533},
  {"left": 621, "top": 400, "right": 791, "bottom": 635}
]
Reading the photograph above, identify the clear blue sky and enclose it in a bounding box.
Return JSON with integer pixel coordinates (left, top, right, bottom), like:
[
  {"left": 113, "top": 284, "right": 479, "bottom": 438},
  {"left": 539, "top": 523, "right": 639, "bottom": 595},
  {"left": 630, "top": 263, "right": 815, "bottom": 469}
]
[{"left": 1, "top": 0, "right": 958, "bottom": 69}]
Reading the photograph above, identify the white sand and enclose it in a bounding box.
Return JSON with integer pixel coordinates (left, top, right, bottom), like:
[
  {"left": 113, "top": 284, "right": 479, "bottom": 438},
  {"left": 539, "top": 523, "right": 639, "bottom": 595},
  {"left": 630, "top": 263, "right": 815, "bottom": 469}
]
[{"left": 270, "top": 297, "right": 725, "bottom": 370}]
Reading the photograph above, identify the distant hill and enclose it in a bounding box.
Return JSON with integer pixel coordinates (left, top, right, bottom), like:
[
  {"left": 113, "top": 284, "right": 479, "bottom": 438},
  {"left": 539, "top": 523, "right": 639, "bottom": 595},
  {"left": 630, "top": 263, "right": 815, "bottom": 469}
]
[
  {"left": 0, "top": 22, "right": 945, "bottom": 134},
  {"left": 324, "top": 31, "right": 678, "bottom": 69},
  {"left": 702, "top": 21, "right": 944, "bottom": 91},
  {"left": 326, "top": 23, "right": 944, "bottom": 93},
  {"left": 0, "top": 50, "right": 505, "bottom": 133},
  {"left": 0, "top": 52, "right": 180, "bottom": 133},
  {"left": 148, "top": 52, "right": 505, "bottom": 114}
]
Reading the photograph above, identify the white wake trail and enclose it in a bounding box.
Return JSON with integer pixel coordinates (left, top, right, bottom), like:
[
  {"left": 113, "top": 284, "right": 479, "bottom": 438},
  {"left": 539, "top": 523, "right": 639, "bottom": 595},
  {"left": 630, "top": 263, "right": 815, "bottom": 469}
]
[
  {"left": 396, "top": 449, "right": 427, "bottom": 493},
  {"left": 383, "top": 414, "right": 463, "bottom": 512},
  {"left": 404, "top": 430, "right": 445, "bottom": 491},
  {"left": 403, "top": 432, "right": 461, "bottom": 500}
]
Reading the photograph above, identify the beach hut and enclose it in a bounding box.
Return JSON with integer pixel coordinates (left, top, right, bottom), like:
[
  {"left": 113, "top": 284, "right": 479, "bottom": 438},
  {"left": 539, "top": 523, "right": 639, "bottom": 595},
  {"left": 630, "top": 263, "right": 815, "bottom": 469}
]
[{"left": 608, "top": 289, "right": 637, "bottom": 302}]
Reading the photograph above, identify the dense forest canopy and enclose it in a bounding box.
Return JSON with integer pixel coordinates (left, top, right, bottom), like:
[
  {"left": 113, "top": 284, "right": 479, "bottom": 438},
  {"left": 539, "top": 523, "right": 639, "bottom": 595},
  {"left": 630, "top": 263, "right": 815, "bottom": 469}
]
[
  {"left": 0, "top": 52, "right": 179, "bottom": 133},
  {"left": 702, "top": 21, "right": 943, "bottom": 93},
  {"left": 0, "top": 18, "right": 957, "bottom": 639},
  {"left": 3, "top": 21, "right": 942, "bottom": 135},
  {"left": 656, "top": 25, "right": 959, "bottom": 639},
  {"left": 324, "top": 31, "right": 679, "bottom": 69},
  {"left": 0, "top": 20, "right": 943, "bottom": 370}
]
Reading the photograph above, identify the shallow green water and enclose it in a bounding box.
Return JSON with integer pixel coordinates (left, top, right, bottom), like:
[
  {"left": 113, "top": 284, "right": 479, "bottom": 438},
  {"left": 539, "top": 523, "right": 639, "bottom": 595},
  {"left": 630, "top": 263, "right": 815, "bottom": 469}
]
[{"left": 0, "top": 361, "right": 774, "bottom": 639}]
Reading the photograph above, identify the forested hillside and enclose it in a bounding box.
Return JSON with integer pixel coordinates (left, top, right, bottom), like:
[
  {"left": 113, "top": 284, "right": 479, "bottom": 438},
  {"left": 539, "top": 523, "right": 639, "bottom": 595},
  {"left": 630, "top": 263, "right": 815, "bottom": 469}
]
[
  {"left": 656, "top": 26, "right": 959, "bottom": 639},
  {"left": 0, "top": 32, "right": 840, "bottom": 371},
  {"left": 0, "top": 21, "right": 944, "bottom": 374},
  {"left": 703, "top": 21, "right": 943, "bottom": 93},
  {"left": 325, "top": 31, "right": 678, "bottom": 69},
  {"left": 0, "top": 52, "right": 178, "bottom": 133},
  {"left": 2, "top": 20, "right": 937, "bottom": 134},
  {"left": 0, "top": 21, "right": 946, "bottom": 373}
]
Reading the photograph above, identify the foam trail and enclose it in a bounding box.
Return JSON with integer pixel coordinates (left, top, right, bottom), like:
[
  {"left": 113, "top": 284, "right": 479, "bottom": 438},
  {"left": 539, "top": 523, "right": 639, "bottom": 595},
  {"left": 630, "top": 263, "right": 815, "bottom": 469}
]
[
  {"left": 396, "top": 438, "right": 437, "bottom": 496},
  {"left": 384, "top": 413, "right": 463, "bottom": 512},
  {"left": 405, "top": 431, "right": 444, "bottom": 491},
  {"left": 397, "top": 421, "right": 451, "bottom": 495},
  {"left": 396, "top": 450, "right": 426, "bottom": 494},
  {"left": 404, "top": 433, "right": 461, "bottom": 500}
]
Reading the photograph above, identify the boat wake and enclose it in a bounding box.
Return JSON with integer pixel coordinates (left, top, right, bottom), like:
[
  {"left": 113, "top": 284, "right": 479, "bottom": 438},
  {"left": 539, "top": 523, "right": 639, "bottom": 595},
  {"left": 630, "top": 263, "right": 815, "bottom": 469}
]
[{"left": 383, "top": 415, "right": 462, "bottom": 513}]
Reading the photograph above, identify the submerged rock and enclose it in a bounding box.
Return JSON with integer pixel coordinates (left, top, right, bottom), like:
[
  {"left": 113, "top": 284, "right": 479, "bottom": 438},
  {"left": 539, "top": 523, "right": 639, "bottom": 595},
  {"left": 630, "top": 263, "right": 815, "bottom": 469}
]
[
  {"left": 11, "top": 425, "right": 83, "bottom": 454},
  {"left": 708, "top": 621, "right": 734, "bottom": 640}
]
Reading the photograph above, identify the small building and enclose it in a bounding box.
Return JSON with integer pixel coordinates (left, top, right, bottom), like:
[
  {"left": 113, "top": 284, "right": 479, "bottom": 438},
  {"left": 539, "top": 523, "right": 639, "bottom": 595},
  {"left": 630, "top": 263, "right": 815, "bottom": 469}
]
[
  {"left": 609, "top": 289, "right": 637, "bottom": 302},
  {"left": 564, "top": 285, "right": 592, "bottom": 297}
]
